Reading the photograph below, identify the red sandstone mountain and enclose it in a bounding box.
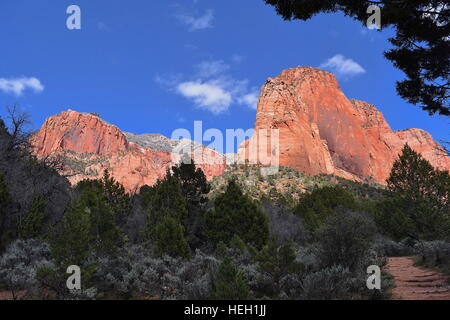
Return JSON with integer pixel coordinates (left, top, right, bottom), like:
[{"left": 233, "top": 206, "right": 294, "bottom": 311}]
[
  {"left": 238, "top": 67, "right": 450, "bottom": 183},
  {"left": 30, "top": 110, "right": 226, "bottom": 192},
  {"left": 31, "top": 67, "right": 449, "bottom": 191}
]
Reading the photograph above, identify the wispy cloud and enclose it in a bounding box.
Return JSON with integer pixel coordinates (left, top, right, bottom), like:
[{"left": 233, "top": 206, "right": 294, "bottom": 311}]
[
  {"left": 238, "top": 91, "right": 259, "bottom": 110},
  {"left": 158, "top": 59, "right": 259, "bottom": 114},
  {"left": 177, "top": 81, "right": 232, "bottom": 114},
  {"left": 0, "top": 77, "right": 44, "bottom": 96},
  {"left": 196, "top": 60, "right": 230, "bottom": 78},
  {"left": 319, "top": 54, "right": 365, "bottom": 79},
  {"left": 176, "top": 9, "right": 215, "bottom": 31}
]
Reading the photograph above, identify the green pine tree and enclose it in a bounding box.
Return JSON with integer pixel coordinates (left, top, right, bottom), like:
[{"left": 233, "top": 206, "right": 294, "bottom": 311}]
[
  {"left": 77, "top": 183, "right": 126, "bottom": 256},
  {"left": 141, "top": 170, "right": 191, "bottom": 257},
  {"left": 377, "top": 144, "right": 450, "bottom": 240},
  {"left": 76, "top": 169, "right": 130, "bottom": 223},
  {"left": 210, "top": 257, "right": 251, "bottom": 300},
  {"left": 205, "top": 179, "right": 269, "bottom": 249},
  {"left": 100, "top": 169, "right": 130, "bottom": 221},
  {"left": 154, "top": 216, "right": 191, "bottom": 259},
  {"left": 256, "top": 238, "right": 303, "bottom": 297},
  {"left": 18, "top": 196, "right": 47, "bottom": 239},
  {"left": 141, "top": 170, "right": 188, "bottom": 227},
  {"left": 172, "top": 157, "right": 211, "bottom": 249},
  {"left": 51, "top": 200, "right": 93, "bottom": 268}
]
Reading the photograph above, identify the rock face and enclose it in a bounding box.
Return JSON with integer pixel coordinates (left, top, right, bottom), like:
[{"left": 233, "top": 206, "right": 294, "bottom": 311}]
[
  {"left": 31, "top": 110, "right": 226, "bottom": 192},
  {"left": 238, "top": 67, "right": 449, "bottom": 184}
]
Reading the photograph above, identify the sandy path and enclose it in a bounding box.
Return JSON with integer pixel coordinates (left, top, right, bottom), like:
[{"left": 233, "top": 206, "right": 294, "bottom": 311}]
[{"left": 385, "top": 257, "right": 450, "bottom": 300}]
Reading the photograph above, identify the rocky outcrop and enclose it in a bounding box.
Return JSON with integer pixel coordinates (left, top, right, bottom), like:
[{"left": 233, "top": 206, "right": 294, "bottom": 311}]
[
  {"left": 31, "top": 110, "right": 226, "bottom": 192},
  {"left": 238, "top": 67, "right": 449, "bottom": 184}
]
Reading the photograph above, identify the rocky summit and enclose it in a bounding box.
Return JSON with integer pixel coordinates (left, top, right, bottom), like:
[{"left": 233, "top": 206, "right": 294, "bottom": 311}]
[
  {"left": 238, "top": 67, "right": 449, "bottom": 184},
  {"left": 30, "top": 110, "right": 226, "bottom": 192},
  {"left": 30, "top": 67, "right": 449, "bottom": 191}
]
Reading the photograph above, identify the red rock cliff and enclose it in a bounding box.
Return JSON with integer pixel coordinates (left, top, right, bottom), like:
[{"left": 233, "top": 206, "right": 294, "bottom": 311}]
[
  {"left": 31, "top": 110, "right": 226, "bottom": 192},
  {"left": 238, "top": 67, "right": 449, "bottom": 184}
]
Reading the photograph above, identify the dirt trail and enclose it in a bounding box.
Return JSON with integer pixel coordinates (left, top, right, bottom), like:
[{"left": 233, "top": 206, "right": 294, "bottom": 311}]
[{"left": 386, "top": 257, "right": 450, "bottom": 300}]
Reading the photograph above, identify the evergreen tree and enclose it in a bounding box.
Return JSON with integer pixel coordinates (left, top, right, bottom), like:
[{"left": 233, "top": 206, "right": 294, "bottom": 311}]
[
  {"left": 294, "top": 185, "right": 357, "bottom": 232},
  {"left": 154, "top": 216, "right": 191, "bottom": 259},
  {"left": 100, "top": 169, "right": 130, "bottom": 221},
  {"left": 141, "top": 170, "right": 188, "bottom": 227},
  {"left": 172, "top": 157, "right": 211, "bottom": 249},
  {"left": 205, "top": 179, "right": 269, "bottom": 249},
  {"left": 264, "top": 0, "right": 450, "bottom": 115},
  {"left": 376, "top": 144, "right": 450, "bottom": 240},
  {"left": 256, "top": 238, "right": 303, "bottom": 297},
  {"left": 211, "top": 257, "right": 251, "bottom": 300},
  {"left": 73, "top": 171, "right": 129, "bottom": 255},
  {"left": 76, "top": 169, "right": 130, "bottom": 223},
  {"left": 78, "top": 185, "right": 126, "bottom": 255},
  {"left": 50, "top": 200, "right": 93, "bottom": 268},
  {"left": 18, "top": 196, "right": 47, "bottom": 239},
  {"left": 141, "top": 170, "right": 191, "bottom": 258}
]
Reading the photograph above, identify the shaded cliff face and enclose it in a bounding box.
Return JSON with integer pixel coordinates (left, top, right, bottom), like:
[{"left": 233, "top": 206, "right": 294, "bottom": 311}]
[
  {"left": 239, "top": 67, "right": 449, "bottom": 184},
  {"left": 31, "top": 110, "right": 226, "bottom": 192}
]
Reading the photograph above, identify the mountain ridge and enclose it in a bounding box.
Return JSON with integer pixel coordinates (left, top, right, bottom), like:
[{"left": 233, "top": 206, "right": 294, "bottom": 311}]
[{"left": 30, "top": 67, "right": 449, "bottom": 191}]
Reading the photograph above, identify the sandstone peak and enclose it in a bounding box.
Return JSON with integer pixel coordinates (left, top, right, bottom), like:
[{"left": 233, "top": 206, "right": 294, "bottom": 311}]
[
  {"left": 239, "top": 67, "right": 449, "bottom": 184},
  {"left": 31, "top": 110, "right": 226, "bottom": 192}
]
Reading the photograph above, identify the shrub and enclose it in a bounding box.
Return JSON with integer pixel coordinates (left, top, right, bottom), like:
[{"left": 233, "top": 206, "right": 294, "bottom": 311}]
[
  {"left": 94, "top": 245, "right": 219, "bottom": 299},
  {"left": 262, "top": 199, "right": 308, "bottom": 245},
  {"left": 415, "top": 241, "right": 450, "bottom": 268},
  {"left": 300, "top": 265, "right": 358, "bottom": 300},
  {"left": 316, "top": 212, "right": 376, "bottom": 271},
  {"left": 0, "top": 239, "right": 53, "bottom": 299},
  {"left": 373, "top": 237, "right": 415, "bottom": 257}
]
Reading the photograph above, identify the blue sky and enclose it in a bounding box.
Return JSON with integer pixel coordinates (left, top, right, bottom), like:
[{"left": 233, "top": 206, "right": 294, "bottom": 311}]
[{"left": 0, "top": 0, "right": 448, "bottom": 150}]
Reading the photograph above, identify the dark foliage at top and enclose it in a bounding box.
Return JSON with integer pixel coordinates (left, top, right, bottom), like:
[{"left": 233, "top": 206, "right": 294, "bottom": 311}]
[{"left": 264, "top": 0, "right": 449, "bottom": 116}]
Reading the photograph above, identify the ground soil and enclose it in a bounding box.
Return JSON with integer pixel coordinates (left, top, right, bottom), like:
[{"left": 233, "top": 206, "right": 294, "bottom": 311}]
[{"left": 385, "top": 257, "right": 450, "bottom": 300}]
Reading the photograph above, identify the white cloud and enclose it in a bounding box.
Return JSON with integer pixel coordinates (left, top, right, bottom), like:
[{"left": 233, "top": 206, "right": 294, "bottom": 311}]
[
  {"left": 0, "top": 77, "right": 44, "bottom": 96},
  {"left": 238, "top": 91, "right": 259, "bottom": 110},
  {"left": 161, "top": 59, "right": 259, "bottom": 114},
  {"left": 176, "top": 9, "right": 214, "bottom": 31},
  {"left": 196, "top": 60, "right": 230, "bottom": 78},
  {"left": 319, "top": 54, "right": 365, "bottom": 78},
  {"left": 177, "top": 81, "right": 232, "bottom": 114}
]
